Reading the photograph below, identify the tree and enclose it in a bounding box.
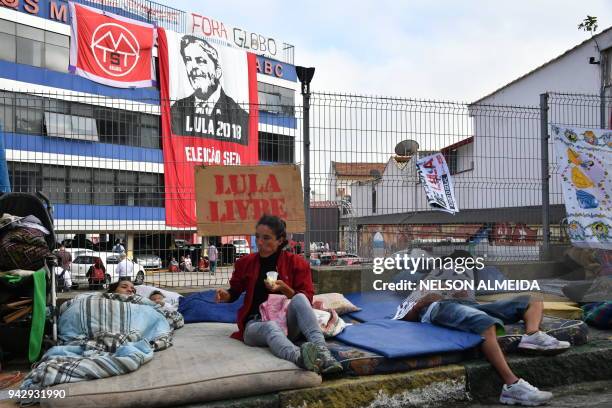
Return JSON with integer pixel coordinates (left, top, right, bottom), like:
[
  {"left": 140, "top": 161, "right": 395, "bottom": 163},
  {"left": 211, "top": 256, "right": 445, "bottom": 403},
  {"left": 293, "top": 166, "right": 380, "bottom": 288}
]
[
  {"left": 578, "top": 15, "right": 598, "bottom": 34},
  {"left": 578, "top": 15, "right": 601, "bottom": 55}
]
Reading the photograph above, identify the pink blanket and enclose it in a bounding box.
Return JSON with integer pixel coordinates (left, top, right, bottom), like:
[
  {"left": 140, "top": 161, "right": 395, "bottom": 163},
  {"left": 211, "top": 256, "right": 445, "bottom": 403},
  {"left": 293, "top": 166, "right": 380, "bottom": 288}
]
[{"left": 259, "top": 295, "right": 344, "bottom": 336}]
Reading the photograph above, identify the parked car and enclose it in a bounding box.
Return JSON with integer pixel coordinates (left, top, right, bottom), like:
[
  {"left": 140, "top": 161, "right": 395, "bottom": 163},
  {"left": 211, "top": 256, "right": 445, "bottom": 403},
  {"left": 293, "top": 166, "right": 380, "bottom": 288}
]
[
  {"left": 70, "top": 253, "right": 145, "bottom": 288},
  {"left": 232, "top": 239, "right": 251, "bottom": 258},
  {"left": 316, "top": 251, "right": 337, "bottom": 265},
  {"left": 331, "top": 253, "right": 368, "bottom": 266},
  {"left": 134, "top": 253, "right": 162, "bottom": 270}
]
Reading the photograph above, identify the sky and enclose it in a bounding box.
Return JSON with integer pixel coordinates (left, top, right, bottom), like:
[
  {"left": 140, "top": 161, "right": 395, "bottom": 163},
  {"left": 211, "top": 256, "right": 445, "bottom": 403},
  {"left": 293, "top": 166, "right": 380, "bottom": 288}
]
[{"left": 171, "top": 0, "right": 612, "bottom": 103}]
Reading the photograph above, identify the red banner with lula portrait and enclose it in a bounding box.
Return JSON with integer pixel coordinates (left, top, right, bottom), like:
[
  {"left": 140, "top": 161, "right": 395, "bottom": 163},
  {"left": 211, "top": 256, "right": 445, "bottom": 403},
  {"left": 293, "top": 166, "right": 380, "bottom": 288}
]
[
  {"left": 157, "top": 28, "right": 259, "bottom": 227},
  {"left": 69, "top": 2, "right": 156, "bottom": 88}
]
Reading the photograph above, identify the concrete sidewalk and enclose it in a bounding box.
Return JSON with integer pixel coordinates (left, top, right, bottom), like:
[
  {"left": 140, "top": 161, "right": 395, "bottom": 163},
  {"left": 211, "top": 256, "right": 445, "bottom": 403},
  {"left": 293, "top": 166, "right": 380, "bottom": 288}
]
[{"left": 188, "top": 329, "right": 612, "bottom": 408}]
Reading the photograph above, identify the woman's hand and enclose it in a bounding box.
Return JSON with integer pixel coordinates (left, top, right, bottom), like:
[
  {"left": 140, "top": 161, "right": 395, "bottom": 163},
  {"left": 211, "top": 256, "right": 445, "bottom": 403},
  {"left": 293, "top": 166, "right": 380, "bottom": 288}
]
[
  {"left": 265, "top": 280, "right": 295, "bottom": 298},
  {"left": 215, "top": 289, "right": 231, "bottom": 303}
]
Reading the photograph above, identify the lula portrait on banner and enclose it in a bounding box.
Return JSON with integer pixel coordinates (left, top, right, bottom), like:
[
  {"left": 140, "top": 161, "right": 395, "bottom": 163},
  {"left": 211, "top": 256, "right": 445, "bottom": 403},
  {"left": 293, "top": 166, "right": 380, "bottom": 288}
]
[
  {"left": 171, "top": 35, "right": 250, "bottom": 145},
  {"left": 157, "top": 28, "right": 258, "bottom": 227}
]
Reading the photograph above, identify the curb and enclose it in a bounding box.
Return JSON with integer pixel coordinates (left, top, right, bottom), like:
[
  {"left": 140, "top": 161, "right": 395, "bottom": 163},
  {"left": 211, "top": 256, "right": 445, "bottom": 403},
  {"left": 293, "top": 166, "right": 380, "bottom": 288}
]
[{"left": 190, "top": 339, "right": 612, "bottom": 408}]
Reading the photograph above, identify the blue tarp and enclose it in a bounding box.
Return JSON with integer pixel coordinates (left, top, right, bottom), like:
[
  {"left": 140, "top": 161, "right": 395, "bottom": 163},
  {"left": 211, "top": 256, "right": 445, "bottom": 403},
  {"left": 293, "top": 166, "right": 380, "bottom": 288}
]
[
  {"left": 336, "top": 319, "right": 483, "bottom": 358},
  {"left": 178, "top": 290, "right": 244, "bottom": 324}
]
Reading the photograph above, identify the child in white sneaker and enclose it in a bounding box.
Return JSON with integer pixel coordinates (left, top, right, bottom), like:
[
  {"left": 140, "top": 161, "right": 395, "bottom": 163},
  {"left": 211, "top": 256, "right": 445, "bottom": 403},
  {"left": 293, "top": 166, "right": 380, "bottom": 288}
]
[{"left": 395, "top": 251, "right": 569, "bottom": 406}]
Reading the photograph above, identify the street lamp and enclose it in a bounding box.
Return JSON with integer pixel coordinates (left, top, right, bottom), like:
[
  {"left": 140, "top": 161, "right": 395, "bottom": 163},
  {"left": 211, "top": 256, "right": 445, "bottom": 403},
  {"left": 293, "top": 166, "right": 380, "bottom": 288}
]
[{"left": 296, "top": 66, "right": 315, "bottom": 258}]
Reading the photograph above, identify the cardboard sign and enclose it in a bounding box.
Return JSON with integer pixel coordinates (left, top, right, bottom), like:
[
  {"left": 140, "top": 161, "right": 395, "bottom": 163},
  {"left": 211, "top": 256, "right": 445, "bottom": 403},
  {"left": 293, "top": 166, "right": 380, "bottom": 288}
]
[{"left": 195, "top": 165, "right": 305, "bottom": 236}]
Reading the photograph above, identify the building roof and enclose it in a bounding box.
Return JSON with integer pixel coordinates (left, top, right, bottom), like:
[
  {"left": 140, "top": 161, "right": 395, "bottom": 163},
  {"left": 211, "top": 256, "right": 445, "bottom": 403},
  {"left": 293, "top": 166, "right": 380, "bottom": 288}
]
[
  {"left": 472, "top": 26, "right": 612, "bottom": 105},
  {"left": 331, "top": 162, "right": 387, "bottom": 179},
  {"left": 441, "top": 137, "right": 474, "bottom": 153},
  {"left": 340, "top": 205, "right": 566, "bottom": 226}
]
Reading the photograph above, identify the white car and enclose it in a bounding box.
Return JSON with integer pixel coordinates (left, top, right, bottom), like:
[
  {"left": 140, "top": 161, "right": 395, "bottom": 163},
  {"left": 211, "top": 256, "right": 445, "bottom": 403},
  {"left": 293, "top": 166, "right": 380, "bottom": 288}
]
[
  {"left": 69, "top": 252, "right": 145, "bottom": 288},
  {"left": 232, "top": 239, "right": 251, "bottom": 258}
]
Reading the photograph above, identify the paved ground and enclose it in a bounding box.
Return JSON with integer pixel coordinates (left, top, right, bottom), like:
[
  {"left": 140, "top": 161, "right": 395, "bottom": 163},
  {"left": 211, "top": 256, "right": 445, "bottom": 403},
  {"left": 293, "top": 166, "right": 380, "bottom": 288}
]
[{"left": 462, "top": 380, "right": 612, "bottom": 407}]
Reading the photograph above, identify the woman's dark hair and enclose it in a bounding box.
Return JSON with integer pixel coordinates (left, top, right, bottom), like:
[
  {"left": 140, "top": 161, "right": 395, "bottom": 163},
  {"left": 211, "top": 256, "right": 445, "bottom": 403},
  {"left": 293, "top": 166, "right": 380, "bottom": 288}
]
[
  {"left": 107, "top": 281, "right": 120, "bottom": 293},
  {"left": 256, "top": 215, "right": 288, "bottom": 247}
]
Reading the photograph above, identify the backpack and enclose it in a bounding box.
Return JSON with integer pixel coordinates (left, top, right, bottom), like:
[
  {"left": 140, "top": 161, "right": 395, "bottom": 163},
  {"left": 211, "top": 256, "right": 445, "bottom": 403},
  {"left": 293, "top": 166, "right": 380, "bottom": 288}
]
[{"left": 91, "top": 266, "right": 105, "bottom": 281}]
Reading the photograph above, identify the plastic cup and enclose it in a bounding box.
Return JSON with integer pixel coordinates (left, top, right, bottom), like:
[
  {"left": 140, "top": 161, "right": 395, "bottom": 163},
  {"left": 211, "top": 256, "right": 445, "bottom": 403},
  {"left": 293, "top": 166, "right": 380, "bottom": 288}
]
[{"left": 266, "top": 271, "right": 278, "bottom": 283}]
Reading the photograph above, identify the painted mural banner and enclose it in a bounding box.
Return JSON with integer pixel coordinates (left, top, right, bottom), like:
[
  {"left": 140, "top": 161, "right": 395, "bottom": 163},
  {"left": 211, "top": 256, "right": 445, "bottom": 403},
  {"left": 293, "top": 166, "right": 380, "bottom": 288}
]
[
  {"left": 195, "top": 165, "right": 305, "bottom": 236},
  {"left": 415, "top": 152, "right": 459, "bottom": 215},
  {"left": 552, "top": 125, "right": 611, "bottom": 249},
  {"left": 69, "top": 2, "right": 156, "bottom": 88},
  {"left": 157, "top": 28, "right": 259, "bottom": 227}
]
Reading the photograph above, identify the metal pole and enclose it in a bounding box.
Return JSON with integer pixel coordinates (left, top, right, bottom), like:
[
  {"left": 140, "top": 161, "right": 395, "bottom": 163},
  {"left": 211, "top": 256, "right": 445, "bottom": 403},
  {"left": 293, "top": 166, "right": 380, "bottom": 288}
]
[
  {"left": 540, "top": 93, "right": 550, "bottom": 260},
  {"left": 601, "top": 86, "right": 606, "bottom": 129},
  {"left": 302, "top": 84, "right": 311, "bottom": 259}
]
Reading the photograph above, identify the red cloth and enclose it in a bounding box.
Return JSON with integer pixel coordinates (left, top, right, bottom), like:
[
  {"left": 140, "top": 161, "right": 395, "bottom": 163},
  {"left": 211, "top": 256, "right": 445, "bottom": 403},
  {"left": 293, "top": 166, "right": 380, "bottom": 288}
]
[{"left": 229, "top": 251, "right": 314, "bottom": 341}]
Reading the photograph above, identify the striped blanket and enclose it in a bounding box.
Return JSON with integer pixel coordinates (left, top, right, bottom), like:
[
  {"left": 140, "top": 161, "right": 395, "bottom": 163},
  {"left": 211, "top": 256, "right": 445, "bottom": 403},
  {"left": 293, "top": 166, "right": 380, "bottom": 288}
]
[{"left": 20, "top": 292, "right": 184, "bottom": 396}]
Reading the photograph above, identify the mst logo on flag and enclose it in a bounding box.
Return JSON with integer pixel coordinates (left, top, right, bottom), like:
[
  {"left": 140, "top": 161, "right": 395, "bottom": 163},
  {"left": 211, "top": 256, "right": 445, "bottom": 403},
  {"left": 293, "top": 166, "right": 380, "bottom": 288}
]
[
  {"left": 157, "top": 28, "right": 259, "bottom": 227},
  {"left": 69, "top": 2, "right": 156, "bottom": 88}
]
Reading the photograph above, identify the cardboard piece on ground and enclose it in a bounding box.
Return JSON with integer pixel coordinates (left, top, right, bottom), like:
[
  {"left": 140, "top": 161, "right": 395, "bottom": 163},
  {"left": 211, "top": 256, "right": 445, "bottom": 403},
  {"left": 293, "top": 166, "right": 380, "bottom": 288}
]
[{"left": 195, "top": 165, "right": 305, "bottom": 236}]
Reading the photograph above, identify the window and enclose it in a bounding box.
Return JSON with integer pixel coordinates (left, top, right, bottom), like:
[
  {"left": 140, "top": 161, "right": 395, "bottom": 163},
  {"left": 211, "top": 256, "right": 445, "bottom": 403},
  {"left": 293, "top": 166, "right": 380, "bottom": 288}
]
[
  {"left": 10, "top": 162, "right": 165, "bottom": 207},
  {"left": 136, "top": 172, "right": 163, "bottom": 207},
  {"left": 0, "top": 20, "right": 69, "bottom": 72},
  {"left": 258, "top": 132, "right": 295, "bottom": 163},
  {"left": 0, "top": 92, "right": 14, "bottom": 133},
  {"left": 116, "top": 171, "right": 137, "bottom": 206},
  {"left": 95, "top": 107, "right": 141, "bottom": 147},
  {"left": 446, "top": 149, "right": 458, "bottom": 175},
  {"left": 140, "top": 114, "right": 160, "bottom": 149},
  {"left": 42, "top": 166, "right": 67, "bottom": 204},
  {"left": 257, "top": 82, "right": 295, "bottom": 116},
  {"left": 0, "top": 32, "right": 16, "bottom": 63},
  {"left": 44, "top": 43, "right": 69, "bottom": 72},
  {"left": 5, "top": 91, "right": 161, "bottom": 148},
  {"left": 93, "top": 169, "right": 115, "bottom": 205},
  {"left": 44, "top": 28, "right": 70, "bottom": 71},
  {"left": 16, "top": 25, "right": 44, "bottom": 68},
  {"left": 69, "top": 167, "right": 92, "bottom": 204},
  {"left": 44, "top": 112, "right": 99, "bottom": 141},
  {"left": 8, "top": 162, "right": 41, "bottom": 193},
  {"left": 15, "top": 94, "right": 44, "bottom": 135}
]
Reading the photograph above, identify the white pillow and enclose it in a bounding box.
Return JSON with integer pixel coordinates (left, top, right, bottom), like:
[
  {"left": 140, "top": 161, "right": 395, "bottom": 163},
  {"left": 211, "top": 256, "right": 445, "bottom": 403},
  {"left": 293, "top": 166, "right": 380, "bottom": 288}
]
[{"left": 136, "top": 285, "right": 182, "bottom": 306}]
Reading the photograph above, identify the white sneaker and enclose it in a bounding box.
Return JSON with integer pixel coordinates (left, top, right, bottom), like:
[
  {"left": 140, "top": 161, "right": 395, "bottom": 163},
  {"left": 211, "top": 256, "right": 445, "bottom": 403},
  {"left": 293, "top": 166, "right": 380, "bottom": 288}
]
[
  {"left": 499, "top": 379, "right": 553, "bottom": 406},
  {"left": 518, "top": 331, "right": 570, "bottom": 355}
]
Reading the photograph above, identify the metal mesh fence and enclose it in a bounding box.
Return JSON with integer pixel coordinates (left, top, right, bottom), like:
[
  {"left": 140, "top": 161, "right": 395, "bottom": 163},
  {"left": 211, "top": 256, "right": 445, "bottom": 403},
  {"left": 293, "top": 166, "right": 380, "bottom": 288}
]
[
  {"left": 76, "top": 0, "right": 186, "bottom": 32},
  {"left": 0, "top": 89, "right": 300, "bottom": 290},
  {"left": 0, "top": 88, "right": 609, "bottom": 290},
  {"left": 307, "top": 92, "right": 548, "bottom": 263}
]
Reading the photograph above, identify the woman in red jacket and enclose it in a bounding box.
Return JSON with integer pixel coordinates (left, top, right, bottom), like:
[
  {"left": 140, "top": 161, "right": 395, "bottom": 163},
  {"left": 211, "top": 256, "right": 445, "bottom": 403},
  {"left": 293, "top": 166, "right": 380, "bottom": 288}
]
[{"left": 216, "top": 215, "right": 342, "bottom": 375}]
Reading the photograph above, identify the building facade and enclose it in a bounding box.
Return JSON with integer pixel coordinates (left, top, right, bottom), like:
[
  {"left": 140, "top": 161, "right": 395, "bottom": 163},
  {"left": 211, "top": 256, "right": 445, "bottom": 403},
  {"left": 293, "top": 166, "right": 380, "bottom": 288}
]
[
  {"left": 341, "top": 29, "right": 612, "bottom": 256},
  {"left": 0, "top": 0, "right": 299, "bottom": 255}
]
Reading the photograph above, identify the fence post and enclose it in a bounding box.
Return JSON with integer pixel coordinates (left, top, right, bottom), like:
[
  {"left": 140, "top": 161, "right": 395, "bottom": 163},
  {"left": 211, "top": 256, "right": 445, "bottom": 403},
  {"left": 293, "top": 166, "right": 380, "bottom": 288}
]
[
  {"left": 540, "top": 93, "right": 550, "bottom": 260},
  {"left": 601, "top": 87, "right": 607, "bottom": 129},
  {"left": 296, "top": 67, "right": 315, "bottom": 259}
]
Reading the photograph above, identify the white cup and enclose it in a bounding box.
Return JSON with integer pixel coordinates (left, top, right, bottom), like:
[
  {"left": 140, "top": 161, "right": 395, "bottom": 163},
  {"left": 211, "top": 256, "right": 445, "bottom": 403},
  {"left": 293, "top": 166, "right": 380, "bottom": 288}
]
[{"left": 266, "top": 271, "right": 278, "bottom": 283}]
